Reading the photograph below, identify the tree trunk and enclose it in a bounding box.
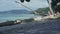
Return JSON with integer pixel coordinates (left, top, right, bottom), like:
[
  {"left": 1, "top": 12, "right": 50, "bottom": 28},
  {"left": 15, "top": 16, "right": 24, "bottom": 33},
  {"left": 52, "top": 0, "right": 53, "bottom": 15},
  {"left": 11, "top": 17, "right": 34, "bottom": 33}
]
[{"left": 47, "top": 0, "right": 54, "bottom": 15}]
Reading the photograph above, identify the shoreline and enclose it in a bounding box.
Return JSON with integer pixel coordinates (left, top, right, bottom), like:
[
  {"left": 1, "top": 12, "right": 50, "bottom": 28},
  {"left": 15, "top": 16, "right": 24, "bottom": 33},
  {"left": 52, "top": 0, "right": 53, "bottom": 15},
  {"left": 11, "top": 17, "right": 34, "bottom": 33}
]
[
  {"left": 0, "top": 14, "right": 60, "bottom": 27},
  {"left": 0, "top": 18, "right": 34, "bottom": 27}
]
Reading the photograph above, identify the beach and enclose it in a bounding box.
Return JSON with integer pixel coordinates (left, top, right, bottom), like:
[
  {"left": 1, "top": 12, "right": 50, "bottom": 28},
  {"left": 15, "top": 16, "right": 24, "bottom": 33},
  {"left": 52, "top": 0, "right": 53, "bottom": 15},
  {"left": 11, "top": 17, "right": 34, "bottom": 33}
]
[{"left": 0, "top": 18, "right": 60, "bottom": 34}]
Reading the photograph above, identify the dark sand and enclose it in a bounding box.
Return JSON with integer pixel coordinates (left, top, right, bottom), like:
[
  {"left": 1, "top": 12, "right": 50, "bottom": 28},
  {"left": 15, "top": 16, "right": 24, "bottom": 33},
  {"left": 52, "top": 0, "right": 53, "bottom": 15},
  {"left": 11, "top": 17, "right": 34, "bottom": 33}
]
[{"left": 0, "top": 19, "right": 60, "bottom": 34}]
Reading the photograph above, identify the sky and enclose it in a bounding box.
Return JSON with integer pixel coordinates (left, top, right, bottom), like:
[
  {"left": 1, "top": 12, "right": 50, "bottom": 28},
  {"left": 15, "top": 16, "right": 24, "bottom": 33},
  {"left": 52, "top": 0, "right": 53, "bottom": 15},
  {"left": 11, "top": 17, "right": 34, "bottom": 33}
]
[{"left": 0, "top": 0, "right": 49, "bottom": 11}]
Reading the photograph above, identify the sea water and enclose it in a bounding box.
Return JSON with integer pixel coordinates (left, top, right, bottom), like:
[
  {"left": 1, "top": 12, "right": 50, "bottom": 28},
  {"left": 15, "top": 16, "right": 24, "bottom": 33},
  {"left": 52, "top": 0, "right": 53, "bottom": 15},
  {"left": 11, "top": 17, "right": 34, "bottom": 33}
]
[{"left": 0, "top": 14, "right": 35, "bottom": 23}]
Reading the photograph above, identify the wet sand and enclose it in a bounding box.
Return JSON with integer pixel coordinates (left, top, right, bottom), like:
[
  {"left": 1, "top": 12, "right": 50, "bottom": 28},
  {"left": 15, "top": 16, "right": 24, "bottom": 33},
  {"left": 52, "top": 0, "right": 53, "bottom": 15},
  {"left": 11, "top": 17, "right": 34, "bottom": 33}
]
[{"left": 0, "top": 19, "right": 60, "bottom": 34}]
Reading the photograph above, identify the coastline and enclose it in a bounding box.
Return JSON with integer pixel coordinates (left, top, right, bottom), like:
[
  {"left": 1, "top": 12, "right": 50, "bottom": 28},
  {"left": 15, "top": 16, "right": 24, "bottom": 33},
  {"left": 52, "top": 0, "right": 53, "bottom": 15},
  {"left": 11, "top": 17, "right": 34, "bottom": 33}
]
[
  {"left": 0, "top": 18, "right": 34, "bottom": 27},
  {"left": 0, "top": 16, "right": 60, "bottom": 27}
]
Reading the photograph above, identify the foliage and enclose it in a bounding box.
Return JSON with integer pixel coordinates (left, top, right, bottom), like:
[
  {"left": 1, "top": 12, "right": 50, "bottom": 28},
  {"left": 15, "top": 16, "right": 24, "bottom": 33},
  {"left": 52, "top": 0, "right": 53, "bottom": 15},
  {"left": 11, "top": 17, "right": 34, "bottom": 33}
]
[
  {"left": 31, "top": 7, "right": 49, "bottom": 15},
  {"left": 51, "top": 0, "right": 60, "bottom": 13}
]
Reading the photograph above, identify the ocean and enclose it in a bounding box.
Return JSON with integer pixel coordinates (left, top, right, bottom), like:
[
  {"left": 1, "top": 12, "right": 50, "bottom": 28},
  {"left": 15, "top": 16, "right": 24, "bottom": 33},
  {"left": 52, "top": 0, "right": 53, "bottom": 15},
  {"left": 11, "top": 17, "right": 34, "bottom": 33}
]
[{"left": 0, "top": 14, "right": 35, "bottom": 23}]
